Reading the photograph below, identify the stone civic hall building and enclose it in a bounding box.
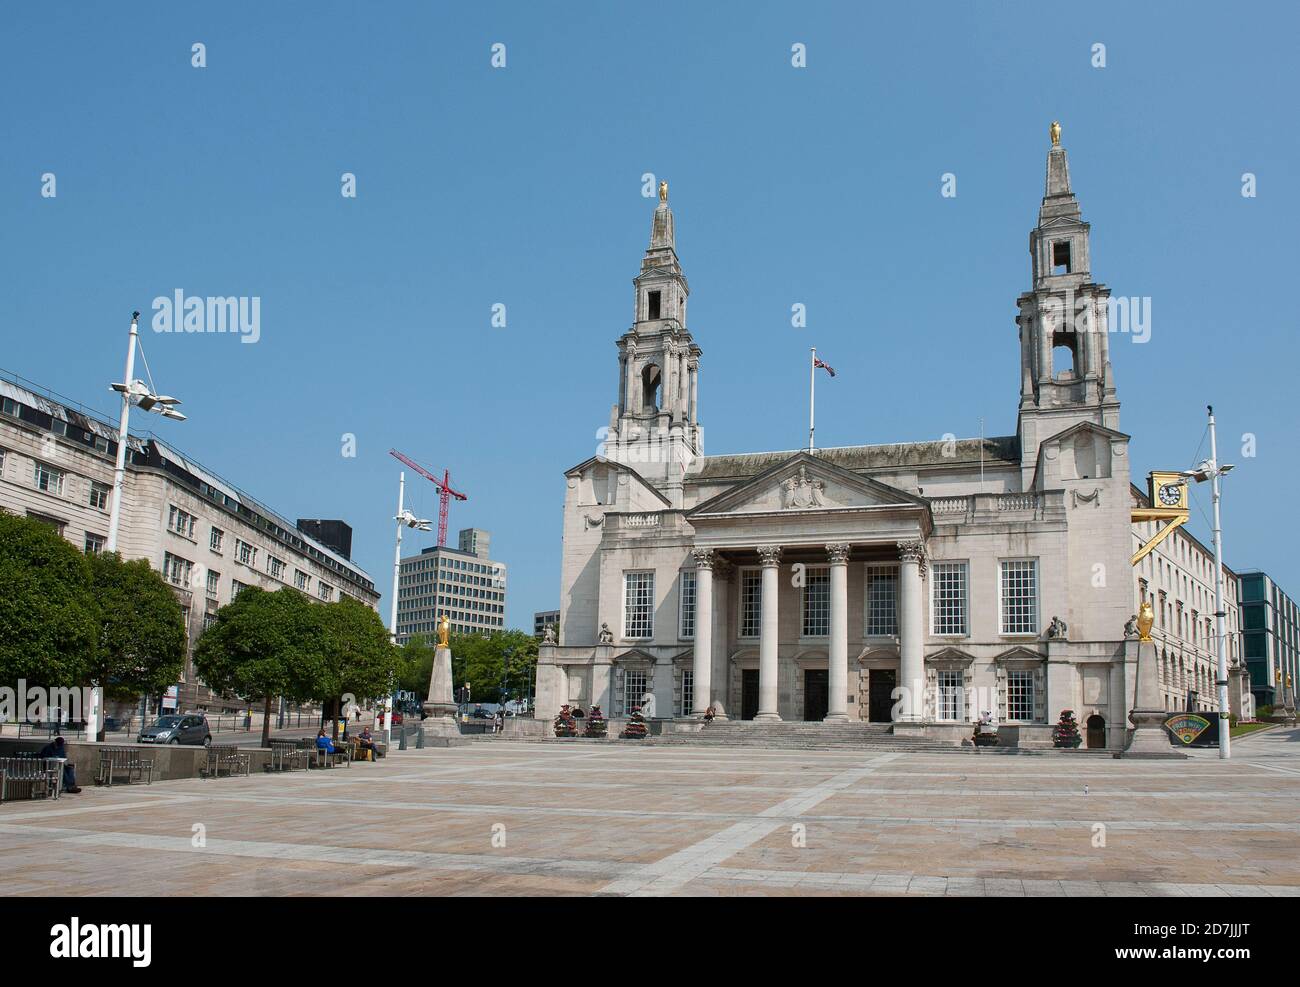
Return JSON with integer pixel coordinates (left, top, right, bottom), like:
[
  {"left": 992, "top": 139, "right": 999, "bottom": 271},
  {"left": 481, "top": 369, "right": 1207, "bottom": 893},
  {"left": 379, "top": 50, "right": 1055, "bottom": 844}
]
[{"left": 538, "top": 139, "right": 1220, "bottom": 747}]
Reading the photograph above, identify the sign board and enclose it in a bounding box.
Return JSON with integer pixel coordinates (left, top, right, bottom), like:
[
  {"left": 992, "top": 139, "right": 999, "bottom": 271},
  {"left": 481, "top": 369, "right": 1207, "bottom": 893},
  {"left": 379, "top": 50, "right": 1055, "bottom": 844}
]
[
  {"left": 1163, "top": 712, "right": 1218, "bottom": 747},
  {"left": 162, "top": 685, "right": 180, "bottom": 711}
]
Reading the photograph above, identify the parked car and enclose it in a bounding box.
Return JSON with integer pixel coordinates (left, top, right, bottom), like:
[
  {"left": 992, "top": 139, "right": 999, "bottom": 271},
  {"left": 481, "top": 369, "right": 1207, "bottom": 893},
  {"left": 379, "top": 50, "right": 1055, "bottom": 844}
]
[
  {"left": 391, "top": 712, "right": 404, "bottom": 726},
  {"left": 138, "top": 713, "right": 211, "bottom": 746}
]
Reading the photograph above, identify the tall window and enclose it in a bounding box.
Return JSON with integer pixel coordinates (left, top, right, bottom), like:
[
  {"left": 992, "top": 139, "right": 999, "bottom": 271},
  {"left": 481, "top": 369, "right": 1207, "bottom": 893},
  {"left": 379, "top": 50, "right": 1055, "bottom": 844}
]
[
  {"left": 865, "top": 564, "right": 899, "bottom": 636},
  {"left": 168, "top": 505, "right": 196, "bottom": 538},
  {"left": 623, "top": 669, "right": 648, "bottom": 714},
  {"left": 679, "top": 669, "right": 694, "bottom": 716},
  {"left": 294, "top": 569, "right": 309, "bottom": 591},
  {"left": 931, "top": 562, "right": 968, "bottom": 635},
  {"left": 318, "top": 581, "right": 334, "bottom": 601},
  {"left": 84, "top": 532, "right": 105, "bottom": 555},
  {"left": 739, "top": 569, "right": 762, "bottom": 638},
  {"left": 88, "top": 482, "right": 110, "bottom": 511},
  {"left": 231, "top": 579, "right": 247, "bottom": 601},
  {"left": 236, "top": 539, "right": 256, "bottom": 567},
  {"left": 623, "top": 571, "right": 655, "bottom": 639},
  {"left": 802, "top": 567, "right": 830, "bottom": 636},
  {"left": 267, "top": 555, "right": 286, "bottom": 580},
  {"left": 1006, "top": 669, "right": 1035, "bottom": 721},
  {"left": 678, "top": 570, "right": 697, "bottom": 639},
  {"left": 164, "top": 552, "right": 193, "bottom": 587},
  {"left": 33, "top": 461, "right": 64, "bottom": 495},
  {"left": 999, "top": 560, "right": 1038, "bottom": 635},
  {"left": 206, "top": 570, "right": 220, "bottom": 598},
  {"left": 937, "top": 670, "right": 964, "bottom": 721},
  {"left": 210, "top": 527, "right": 224, "bottom": 552}
]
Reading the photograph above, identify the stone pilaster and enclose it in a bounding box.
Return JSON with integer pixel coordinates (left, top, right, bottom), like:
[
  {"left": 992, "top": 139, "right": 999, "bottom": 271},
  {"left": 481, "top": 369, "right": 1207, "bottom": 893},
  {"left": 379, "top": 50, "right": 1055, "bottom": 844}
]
[
  {"left": 756, "top": 544, "right": 782, "bottom": 721},
  {"left": 825, "top": 543, "right": 851, "bottom": 722}
]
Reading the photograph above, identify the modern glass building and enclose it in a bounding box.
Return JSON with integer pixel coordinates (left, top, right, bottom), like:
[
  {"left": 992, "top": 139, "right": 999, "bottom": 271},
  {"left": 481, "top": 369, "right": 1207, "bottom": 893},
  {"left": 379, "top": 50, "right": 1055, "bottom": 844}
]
[{"left": 1240, "top": 571, "right": 1299, "bottom": 709}]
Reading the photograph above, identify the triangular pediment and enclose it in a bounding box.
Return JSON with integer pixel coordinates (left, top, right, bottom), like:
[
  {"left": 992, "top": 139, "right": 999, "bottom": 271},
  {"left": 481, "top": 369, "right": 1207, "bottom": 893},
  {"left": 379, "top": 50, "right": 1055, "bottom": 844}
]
[{"left": 688, "top": 451, "right": 930, "bottom": 519}]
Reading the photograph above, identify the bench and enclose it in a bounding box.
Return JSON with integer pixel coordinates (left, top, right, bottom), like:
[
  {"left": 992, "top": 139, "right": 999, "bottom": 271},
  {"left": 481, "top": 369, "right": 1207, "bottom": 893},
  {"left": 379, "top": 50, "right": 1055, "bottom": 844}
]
[
  {"left": 201, "top": 745, "right": 251, "bottom": 779},
  {"left": 97, "top": 747, "right": 154, "bottom": 787},
  {"left": 0, "top": 756, "right": 60, "bottom": 801},
  {"left": 266, "top": 740, "right": 311, "bottom": 772},
  {"left": 347, "top": 738, "right": 386, "bottom": 762},
  {"left": 309, "top": 743, "right": 350, "bottom": 768}
]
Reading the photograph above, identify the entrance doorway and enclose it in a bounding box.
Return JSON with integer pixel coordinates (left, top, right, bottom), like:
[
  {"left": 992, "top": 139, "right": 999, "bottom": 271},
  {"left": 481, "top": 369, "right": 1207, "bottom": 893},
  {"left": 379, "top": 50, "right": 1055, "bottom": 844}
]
[
  {"left": 803, "top": 669, "right": 829, "bottom": 721},
  {"left": 741, "top": 669, "right": 759, "bottom": 720},
  {"left": 868, "top": 669, "right": 897, "bottom": 723},
  {"left": 1086, "top": 714, "right": 1106, "bottom": 749}
]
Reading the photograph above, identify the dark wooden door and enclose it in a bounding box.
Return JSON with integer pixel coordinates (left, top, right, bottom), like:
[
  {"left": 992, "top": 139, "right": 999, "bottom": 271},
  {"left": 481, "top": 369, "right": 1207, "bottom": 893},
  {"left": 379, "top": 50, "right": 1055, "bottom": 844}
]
[
  {"left": 803, "top": 669, "right": 829, "bottom": 721},
  {"left": 1086, "top": 714, "right": 1106, "bottom": 749},
  {"left": 741, "top": 670, "right": 760, "bottom": 720},
  {"left": 869, "top": 669, "right": 897, "bottom": 723}
]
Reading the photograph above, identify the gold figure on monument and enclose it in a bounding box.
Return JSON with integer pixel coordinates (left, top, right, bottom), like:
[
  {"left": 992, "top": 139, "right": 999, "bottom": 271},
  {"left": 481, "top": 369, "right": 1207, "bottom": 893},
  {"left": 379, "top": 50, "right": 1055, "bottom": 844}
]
[
  {"left": 1136, "top": 598, "right": 1154, "bottom": 642},
  {"left": 1050, "top": 121, "right": 1061, "bottom": 146},
  {"left": 436, "top": 613, "right": 450, "bottom": 648},
  {"left": 658, "top": 180, "right": 668, "bottom": 204}
]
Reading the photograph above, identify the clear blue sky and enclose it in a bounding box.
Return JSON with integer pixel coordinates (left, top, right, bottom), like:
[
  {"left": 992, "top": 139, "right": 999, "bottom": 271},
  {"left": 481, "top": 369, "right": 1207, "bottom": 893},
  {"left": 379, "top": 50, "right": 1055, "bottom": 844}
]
[{"left": 4, "top": 1, "right": 1297, "bottom": 622}]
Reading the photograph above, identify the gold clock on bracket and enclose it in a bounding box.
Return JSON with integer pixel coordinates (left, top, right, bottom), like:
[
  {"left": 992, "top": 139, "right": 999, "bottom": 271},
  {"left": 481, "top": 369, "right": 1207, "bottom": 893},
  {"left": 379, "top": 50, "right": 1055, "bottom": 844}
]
[
  {"left": 1131, "top": 471, "right": 1191, "bottom": 566},
  {"left": 1149, "top": 471, "right": 1188, "bottom": 511}
]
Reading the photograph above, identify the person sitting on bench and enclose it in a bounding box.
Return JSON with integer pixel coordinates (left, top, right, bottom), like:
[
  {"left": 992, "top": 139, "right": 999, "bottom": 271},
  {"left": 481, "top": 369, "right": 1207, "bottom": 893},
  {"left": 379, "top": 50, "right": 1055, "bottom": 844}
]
[
  {"left": 38, "top": 736, "right": 81, "bottom": 793},
  {"left": 357, "top": 726, "right": 380, "bottom": 761},
  {"left": 315, "top": 729, "right": 336, "bottom": 758}
]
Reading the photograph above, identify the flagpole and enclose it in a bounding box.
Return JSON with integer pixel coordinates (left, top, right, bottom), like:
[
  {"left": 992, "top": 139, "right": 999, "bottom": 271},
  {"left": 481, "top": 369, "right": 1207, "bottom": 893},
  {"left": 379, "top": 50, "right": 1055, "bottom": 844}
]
[{"left": 808, "top": 347, "right": 816, "bottom": 454}]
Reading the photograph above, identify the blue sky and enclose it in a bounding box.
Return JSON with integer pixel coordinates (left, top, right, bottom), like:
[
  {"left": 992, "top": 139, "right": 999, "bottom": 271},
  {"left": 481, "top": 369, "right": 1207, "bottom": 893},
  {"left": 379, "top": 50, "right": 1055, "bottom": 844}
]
[{"left": 4, "top": 1, "right": 1297, "bottom": 621}]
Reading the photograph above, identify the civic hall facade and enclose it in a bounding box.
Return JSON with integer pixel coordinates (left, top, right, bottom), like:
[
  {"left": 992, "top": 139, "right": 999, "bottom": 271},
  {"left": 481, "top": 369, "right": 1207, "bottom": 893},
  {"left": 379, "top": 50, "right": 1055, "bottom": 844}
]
[{"left": 538, "top": 138, "right": 1232, "bottom": 748}]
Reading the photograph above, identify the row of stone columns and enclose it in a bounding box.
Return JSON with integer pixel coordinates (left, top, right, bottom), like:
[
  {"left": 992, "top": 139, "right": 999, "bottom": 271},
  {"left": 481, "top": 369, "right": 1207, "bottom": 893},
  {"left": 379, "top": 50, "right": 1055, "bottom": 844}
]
[{"left": 690, "top": 540, "right": 926, "bottom": 722}]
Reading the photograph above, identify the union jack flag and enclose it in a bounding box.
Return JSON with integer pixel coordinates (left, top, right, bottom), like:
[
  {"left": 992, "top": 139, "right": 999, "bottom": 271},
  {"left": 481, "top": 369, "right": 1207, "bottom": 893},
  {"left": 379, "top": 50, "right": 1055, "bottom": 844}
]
[{"left": 814, "top": 357, "right": 836, "bottom": 377}]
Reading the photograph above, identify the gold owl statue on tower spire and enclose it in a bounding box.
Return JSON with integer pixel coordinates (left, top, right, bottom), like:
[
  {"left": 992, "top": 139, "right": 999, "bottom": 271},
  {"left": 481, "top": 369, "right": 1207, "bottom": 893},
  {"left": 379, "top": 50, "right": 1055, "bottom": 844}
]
[
  {"left": 1050, "top": 120, "right": 1061, "bottom": 147},
  {"left": 436, "top": 613, "right": 450, "bottom": 648},
  {"left": 658, "top": 180, "right": 668, "bottom": 204}
]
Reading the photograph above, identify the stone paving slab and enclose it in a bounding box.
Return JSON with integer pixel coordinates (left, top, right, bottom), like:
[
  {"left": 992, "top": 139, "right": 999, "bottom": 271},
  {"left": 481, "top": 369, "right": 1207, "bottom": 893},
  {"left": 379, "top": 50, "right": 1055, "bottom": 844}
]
[{"left": 1, "top": 729, "right": 1298, "bottom": 897}]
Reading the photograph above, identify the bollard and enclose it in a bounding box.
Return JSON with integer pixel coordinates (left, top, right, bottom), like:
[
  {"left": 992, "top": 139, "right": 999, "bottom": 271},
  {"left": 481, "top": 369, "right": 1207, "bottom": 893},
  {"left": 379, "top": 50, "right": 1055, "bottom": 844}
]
[{"left": 399, "top": 727, "right": 408, "bottom": 751}]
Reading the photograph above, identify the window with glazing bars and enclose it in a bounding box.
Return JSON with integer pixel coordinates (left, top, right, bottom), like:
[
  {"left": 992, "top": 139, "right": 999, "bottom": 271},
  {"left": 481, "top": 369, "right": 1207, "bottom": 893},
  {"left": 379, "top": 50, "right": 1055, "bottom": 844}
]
[
  {"left": 866, "top": 564, "right": 898, "bottom": 636},
  {"left": 623, "top": 571, "right": 654, "bottom": 639},
  {"left": 931, "top": 562, "right": 968, "bottom": 635},
  {"left": 739, "top": 569, "right": 762, "bottom": 637},
  {"left": 802, "top": 567, "right": 830, "bottom": 636}
]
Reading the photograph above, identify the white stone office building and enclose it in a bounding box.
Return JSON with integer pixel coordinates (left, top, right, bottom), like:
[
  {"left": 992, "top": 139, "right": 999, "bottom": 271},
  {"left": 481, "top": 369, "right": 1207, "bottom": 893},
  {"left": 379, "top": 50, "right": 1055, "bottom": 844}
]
[
  {"left": 395, "top": 527, "right": 507, "bottom": 644},
  {"left": 540, "top": 138, "right": 1218, "bottom": 747},
  {"left": 0, "top": 371, "right": 379, "bottom": 710}
]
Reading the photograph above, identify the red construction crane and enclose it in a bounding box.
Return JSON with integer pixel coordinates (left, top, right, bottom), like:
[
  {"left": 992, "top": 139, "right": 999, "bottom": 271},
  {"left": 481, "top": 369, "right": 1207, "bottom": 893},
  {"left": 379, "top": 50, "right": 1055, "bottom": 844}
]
[{"left": 389, "top": 448, "right": 468, "bottom": 547}]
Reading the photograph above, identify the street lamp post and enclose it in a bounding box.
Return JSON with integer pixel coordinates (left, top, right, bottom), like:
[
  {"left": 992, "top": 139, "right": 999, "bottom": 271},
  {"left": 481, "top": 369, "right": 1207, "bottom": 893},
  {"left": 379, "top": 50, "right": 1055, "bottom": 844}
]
[
  {"left": 100, "top": 311, "right": 185, "bottom": 741},
  {"left": 386, "top": 471, "right": 431, "bottom": 746},
  {"left": 1182, "top": 405, "right": 1236, "bottom": 760}
]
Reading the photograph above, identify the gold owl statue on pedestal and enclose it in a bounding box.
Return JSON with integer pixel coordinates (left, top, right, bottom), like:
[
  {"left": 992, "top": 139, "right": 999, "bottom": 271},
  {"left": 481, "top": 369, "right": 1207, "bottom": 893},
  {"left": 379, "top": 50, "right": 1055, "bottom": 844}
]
[
  {"left": 436, "top": 613, "right": 450, "bottom": 648},
  {"left": 1136, "top": 599, "right": 1154, "bottom": 642}
]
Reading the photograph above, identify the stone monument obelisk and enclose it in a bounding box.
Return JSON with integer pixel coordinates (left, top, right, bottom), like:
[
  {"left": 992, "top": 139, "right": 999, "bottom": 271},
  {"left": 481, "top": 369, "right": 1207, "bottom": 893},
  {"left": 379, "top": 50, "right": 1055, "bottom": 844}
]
[
  {"left": 1124, "top": 599, "right": 1181, "bottom": 757},
  {"left": 420, "top": 614, "right": 463, "bottom": 746}
]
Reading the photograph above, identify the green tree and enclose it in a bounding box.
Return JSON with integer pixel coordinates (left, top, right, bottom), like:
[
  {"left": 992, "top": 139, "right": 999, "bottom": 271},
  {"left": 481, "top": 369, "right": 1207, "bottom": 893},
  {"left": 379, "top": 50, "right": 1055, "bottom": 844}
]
[
  {"left": 309, "top": 596, "right": 402, "bottom": 739},
  {"left": 0, "top": 512, "right": 97, "bottom": 692},
  {"left": 194, "top": 586, "right": 320, "bottom": 747},
  {"left": 397, "top": 633, "right": 436, "bottom": 701},
  {"left": 448, "top": 630, "right": 537, "bottom": 706},
  {"left": 87, "top": 551, "right": 187, "bottom": 740}
]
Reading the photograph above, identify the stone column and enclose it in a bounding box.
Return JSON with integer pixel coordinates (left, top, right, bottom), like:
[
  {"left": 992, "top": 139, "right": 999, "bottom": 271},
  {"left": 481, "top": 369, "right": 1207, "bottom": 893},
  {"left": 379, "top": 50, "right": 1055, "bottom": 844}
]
[
  {"left": 625, "top": 346, "right": 638, "bottom": 415},
  {"left": 898, "top": 540, "right": 926, "bottom": 722},
  {"left": 691, "top": 548, "right": 714, "bottom": 717},
  {"left": 825, "top": 543, "right": 851, "bottom": 722},
  {"left": 689, "top": 363, "right": 698, "bottom": 423},
  {"left": 711, "top": 558, "right": 732, "bottom": 720},
  {"left": 756, "top": 545, "right": 783, "bottom": 721}
]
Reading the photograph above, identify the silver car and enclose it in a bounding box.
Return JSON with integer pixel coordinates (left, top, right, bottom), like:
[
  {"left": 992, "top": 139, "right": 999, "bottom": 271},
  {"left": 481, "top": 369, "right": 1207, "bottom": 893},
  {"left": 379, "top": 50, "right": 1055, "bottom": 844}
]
[{"left": 137, "top": 713, "right": 211, "bottom": 746}]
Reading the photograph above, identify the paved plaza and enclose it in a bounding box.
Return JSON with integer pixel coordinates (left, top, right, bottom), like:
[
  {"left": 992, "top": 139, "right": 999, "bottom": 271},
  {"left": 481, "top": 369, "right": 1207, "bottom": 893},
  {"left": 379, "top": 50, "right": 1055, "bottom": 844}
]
[{"left": 2, "top": 729, "right": 1299, "bottom": 897}]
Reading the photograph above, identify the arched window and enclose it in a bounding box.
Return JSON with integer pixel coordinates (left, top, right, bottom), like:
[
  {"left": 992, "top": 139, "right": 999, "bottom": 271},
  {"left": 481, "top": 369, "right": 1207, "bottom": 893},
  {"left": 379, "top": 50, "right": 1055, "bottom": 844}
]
[{"left": 641, "top": 363, "right": 662, "bottom": 412}]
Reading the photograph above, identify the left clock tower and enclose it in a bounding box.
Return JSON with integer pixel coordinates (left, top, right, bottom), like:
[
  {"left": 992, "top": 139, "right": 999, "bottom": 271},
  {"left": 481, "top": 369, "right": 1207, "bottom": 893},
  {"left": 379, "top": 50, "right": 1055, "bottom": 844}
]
[{"left": 604, "top": 182, "right": 703, "bottom": 507}]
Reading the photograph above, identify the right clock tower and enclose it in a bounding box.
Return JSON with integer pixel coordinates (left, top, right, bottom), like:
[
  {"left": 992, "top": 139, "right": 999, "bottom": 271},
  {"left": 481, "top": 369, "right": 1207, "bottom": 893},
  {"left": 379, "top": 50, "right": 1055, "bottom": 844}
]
[{"left": 1015, "top": 123, "right": 1122, "bottom": 479}]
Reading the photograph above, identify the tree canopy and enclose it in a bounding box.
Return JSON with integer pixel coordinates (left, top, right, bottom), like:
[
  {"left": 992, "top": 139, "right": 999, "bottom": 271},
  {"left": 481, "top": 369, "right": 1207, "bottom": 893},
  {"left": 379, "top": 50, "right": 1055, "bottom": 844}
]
[
  {"left": 447, "top": 629, "right": 538, "bottom": 706},
  {"left": 307, "top": 595, "right": 403, "bottom": 731},
  {"left": 193, "top": 586, "right": 322, "bottom": 745},
  {"left": 0, "top": 512, "right": 98, "bottom": 689}
]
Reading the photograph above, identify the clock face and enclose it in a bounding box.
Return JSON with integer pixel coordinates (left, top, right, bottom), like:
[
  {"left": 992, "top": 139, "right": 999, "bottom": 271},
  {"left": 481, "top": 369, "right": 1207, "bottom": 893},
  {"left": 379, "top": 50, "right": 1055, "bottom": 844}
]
[{"left": 1158, "top": 483, "right": 1182, "bottom": 507}]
